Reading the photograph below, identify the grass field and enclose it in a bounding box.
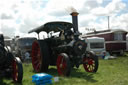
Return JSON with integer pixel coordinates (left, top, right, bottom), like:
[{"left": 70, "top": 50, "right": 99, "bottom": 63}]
[{"left": 1, "top": 56, "right": 128, "bottom": 85}]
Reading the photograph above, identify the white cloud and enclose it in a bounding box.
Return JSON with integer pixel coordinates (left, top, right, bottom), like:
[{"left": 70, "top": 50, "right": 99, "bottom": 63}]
[
  {"left": 0, "top": 0, "right": 48, "bottom": 37},
  {"left": 97, "top": 0, "right": 103, "bottom": 4},
  {"left": 0, "top": 0, "right": 127, "bottom": 37},
  {"left": 79, "top": 14, "right": 97, "bottom": 27},
  {"left": 1, "top": 13, "right": 13, "bottom": 19},
  {"left": 111, "top": 13, "right": 128, "bottom": 29},
  {"left": 91, "top": 0, "right": 126, "bottom": 16}
]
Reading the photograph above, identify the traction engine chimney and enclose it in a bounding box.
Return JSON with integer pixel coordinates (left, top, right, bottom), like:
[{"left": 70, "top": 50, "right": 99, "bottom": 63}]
[{"left": 70, "top": 12, "right": 79, "bottom": 33}]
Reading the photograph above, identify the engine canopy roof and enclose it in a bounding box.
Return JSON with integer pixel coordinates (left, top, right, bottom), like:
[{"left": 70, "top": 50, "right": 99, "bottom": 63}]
[{"left": 28, "top": 21, "right": 73, "bottom": 34}]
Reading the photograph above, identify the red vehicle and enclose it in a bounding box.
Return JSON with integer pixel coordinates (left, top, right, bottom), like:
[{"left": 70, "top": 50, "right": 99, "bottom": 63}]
[{"left": 82, "top": 29, "right": 127, "bottom": 55}]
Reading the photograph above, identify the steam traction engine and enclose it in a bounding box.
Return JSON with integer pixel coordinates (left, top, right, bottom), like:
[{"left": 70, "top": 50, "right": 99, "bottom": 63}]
[
  {"left": 29, "top": 12, "right": 99, "bottom": 76},
  {"left": 0, "top": 34, "right": 23, "bottom": 83}
]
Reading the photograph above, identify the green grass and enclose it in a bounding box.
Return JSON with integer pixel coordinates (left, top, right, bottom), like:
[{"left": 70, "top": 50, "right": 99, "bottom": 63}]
[{"left": 1, "top": 57, "right": 128, "bottom": 85}]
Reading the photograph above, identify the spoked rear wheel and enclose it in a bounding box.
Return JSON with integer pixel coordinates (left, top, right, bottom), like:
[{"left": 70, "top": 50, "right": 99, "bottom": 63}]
[
  {"left": 56, "top": 53, "right": 71, "bottom": 76},
  {"left": 31, "top": 41, "right": 42, "bottom": 72},
  {"left": 31, "top": 41, "right": 49, "bottom": 72},
  {"left": 83, "top": 52, "right": 99, "bottom": 72},
  {"left": 12, "top": 57, "right": 23, "bottom": 83}
]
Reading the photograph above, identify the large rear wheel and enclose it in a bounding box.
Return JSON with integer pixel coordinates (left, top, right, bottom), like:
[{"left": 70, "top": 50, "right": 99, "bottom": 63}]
[
  {"left": 12, "top": 57, "right": 23, "bottom": 83},
  {"left": 83, "top": 52, "right": 99, "bottom": 72},
  {"left": 56, "top": 53, "right": 71, "bottom": 76},
  {"left": 31, "top": 40, "right": 49, "bottom": 72}
]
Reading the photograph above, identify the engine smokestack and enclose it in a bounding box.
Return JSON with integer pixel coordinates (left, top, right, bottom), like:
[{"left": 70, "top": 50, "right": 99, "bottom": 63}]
[{"left": 70, "top": 12, "right": 79, "bottom": 34}]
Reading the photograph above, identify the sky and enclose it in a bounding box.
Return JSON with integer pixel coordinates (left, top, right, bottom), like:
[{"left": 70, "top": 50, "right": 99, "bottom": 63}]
[{"left": 0, "top": 0, "right": 128, "bottom": 38}]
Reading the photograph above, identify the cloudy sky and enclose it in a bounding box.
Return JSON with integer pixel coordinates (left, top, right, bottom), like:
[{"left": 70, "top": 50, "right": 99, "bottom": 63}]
[{"left": 0, "top": 0, "right": 128, "bottom": 38}]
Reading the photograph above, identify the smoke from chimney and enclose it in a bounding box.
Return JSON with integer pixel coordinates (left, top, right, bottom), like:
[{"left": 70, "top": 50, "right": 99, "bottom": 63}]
[
  {"left": 66, "top": 6, "right": 77, "bottom": 14},
  {"left": 69, "top": 7, "right": 77, "bottom": 13}
]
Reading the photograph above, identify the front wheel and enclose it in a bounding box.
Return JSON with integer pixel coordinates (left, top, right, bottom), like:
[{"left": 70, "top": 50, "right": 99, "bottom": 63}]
[
  {"left": 12, "top": 57, "right": 23, "bottom": 83},
  {"left": 83, "top": 52, "right": 99, "bottom": 72},
  {"left": 56, "top": 53, "right": 71, "bottom": 76}
]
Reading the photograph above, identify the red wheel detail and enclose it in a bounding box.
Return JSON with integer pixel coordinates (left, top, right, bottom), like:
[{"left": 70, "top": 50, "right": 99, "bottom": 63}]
[
  {"left": 83, "top": 57, "right": 95, "bottom": 72},
  {"left": 57, "top": 55, "right": 67, "bottom": 76},
  {"left": 12, "top": 59, "right": 18, "bottom": 82},
  {"left": 31, "top": 41, "right": 42, "bottom": 72}
]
